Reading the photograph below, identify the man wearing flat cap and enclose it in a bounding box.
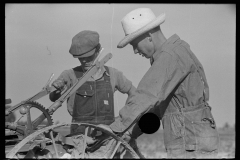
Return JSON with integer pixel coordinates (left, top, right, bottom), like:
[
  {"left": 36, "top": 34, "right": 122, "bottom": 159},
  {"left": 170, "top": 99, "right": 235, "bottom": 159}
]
[
  {"left": 105, "top": 8, "right": 219, "bottom": 158},
  {"left": 49, "top": 30, "right": 142, "bottom": 157}
]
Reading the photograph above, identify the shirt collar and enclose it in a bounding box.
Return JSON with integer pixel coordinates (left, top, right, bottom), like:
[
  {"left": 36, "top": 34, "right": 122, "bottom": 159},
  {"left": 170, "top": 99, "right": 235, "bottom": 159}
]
[
  {"left": 91, "top": 66, "right": 109, "bottom": 80},
  {"left": 151, "top": 34, "right": 180, "bottom": 65}
]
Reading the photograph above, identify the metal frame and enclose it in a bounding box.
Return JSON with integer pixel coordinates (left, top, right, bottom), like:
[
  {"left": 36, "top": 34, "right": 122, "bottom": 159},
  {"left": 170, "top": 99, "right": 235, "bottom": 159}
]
[{"left": 6, "top": 122, "right": 140, "bottom": 159}]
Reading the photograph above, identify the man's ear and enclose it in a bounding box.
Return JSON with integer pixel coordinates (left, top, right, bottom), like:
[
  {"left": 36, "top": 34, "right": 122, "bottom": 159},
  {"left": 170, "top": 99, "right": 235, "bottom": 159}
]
[
  {"left": 148, "top": 37, "right": 152, "bottom": 42},
  {"left": 147, "top": 33, "right": 152, "bottom": 42}
]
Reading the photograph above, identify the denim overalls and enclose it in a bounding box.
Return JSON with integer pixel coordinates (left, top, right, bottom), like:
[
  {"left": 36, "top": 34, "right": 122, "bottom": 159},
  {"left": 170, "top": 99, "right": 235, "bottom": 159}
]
[{"left": 70, "top": 66, "right": 114, "bottom": 134}]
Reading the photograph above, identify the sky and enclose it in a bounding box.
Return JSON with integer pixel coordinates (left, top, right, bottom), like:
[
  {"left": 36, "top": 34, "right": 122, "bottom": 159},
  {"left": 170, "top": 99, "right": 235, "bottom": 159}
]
[{"left": 5, "top": 4, "right": 235, "bottom": 128}]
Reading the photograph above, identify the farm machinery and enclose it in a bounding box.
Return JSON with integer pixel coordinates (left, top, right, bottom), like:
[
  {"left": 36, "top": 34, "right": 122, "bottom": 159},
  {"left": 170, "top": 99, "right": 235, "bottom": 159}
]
[{"left": 5, "top": 52, "right": 142, "bottom": 159}]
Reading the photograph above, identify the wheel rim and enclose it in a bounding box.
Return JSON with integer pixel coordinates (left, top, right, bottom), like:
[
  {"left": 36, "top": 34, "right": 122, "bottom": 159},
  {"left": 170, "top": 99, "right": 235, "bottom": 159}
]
[{"left": 6, "top": 122, "right": 140, "bottom": 159}]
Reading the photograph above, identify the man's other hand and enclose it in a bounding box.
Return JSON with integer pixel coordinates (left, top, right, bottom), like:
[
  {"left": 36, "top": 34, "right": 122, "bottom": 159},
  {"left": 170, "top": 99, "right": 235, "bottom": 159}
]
[
  {"left": 52, "top": 78, "right": 67, "bottom": 91},
  {"left": 122, "top": 131, "right": 131, "bottom": 143}
]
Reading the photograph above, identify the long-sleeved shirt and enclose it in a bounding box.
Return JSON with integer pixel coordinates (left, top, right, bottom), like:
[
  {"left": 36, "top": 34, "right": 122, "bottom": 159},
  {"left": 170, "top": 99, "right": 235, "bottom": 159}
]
[
  {"left": 50, "top": 66, "right": 136, "bottom": 116},
  {"left": 110, "top": 34, "right": 209, "bottom": 133}
]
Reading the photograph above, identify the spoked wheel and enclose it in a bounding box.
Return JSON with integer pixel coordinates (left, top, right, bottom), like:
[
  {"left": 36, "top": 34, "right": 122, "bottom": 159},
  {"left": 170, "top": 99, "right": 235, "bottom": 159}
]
[{"left": 6, "top": 122, "right": 140, "bottom": 159}]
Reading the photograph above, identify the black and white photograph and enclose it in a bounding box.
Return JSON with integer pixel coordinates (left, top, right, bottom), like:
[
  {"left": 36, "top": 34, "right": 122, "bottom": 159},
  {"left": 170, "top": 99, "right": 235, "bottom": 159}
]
[{"left": 5, "top": 3, "right": 235, "bottom": 158}]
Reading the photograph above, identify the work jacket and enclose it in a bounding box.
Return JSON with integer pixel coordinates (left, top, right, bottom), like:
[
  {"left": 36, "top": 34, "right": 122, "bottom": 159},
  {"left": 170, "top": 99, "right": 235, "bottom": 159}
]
[{"left": 110, "top": 34, "right": 219, "bottom": 154}]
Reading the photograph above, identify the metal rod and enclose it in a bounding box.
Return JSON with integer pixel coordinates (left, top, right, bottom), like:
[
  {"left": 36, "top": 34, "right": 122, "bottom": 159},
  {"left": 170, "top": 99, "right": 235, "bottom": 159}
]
[
  {"left": 26, "top": 106, "right": 33, "bottom": 135},
  {"left": 50, "top": 130, "right": 59, "bottom": 158},
  {"left": 82, "top": 126, "right": 89, "bottom": 158},
  {"left": 110, "top": 140, "right": 122, "bottom": 158}
]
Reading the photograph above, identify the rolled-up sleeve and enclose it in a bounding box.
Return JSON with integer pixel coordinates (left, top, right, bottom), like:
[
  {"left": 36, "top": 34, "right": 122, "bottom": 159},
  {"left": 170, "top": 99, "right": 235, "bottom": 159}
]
[
  {"left": 109, "top": 67, "right": 136, "bottom": 95},
  {"left": 110, "top": 51, "right": 189, "bottom": 133}
]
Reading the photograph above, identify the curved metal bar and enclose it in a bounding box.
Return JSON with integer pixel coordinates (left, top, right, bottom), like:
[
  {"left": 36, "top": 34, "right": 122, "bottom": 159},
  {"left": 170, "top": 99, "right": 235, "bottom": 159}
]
[
  {"left": 81, "top": 126, "right": 89, "bottom": 158},
  {"left": 6, "top": 122, "right": 139, "bottom": 159},
  {"left": 50, "top": 130, "right": 59, "bottom": 158},
  {"left": 110, "top": 140, "right": 122, "bottom": 158}
]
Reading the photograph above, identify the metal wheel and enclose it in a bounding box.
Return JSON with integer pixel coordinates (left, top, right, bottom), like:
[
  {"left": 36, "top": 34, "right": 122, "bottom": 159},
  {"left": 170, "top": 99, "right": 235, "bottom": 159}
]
[
  {"left": 6, "top": 122, "right": 140, "bottom": 159},
  {"left": 17, "top": 101, "right": 53, "bottom": 135},
  {"left": 5, "top": 101, "right": 53, "bottom": 137},
  {"left": 5, "top": 101, "right": 53, "bottom": 157}
]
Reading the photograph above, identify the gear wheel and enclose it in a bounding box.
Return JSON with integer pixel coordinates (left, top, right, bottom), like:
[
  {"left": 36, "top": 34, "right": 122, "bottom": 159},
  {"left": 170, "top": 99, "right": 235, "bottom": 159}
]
[
  {"left": 5, "top": 102, "right": 53, "bottom": 156},
  {"left": 20, "top": 101, "right": 53, "bottom": 132}
]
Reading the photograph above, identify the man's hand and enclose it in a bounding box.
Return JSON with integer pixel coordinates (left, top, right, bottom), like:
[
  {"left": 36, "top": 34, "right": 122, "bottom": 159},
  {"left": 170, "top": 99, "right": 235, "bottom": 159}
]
[
  {"left": 97, "top": 124, "right": 113, "bottom": 133},
  {"left": 52, "top": 78, "right": 67, "bottom": 91},
  {"left": 122, "top": 131, "right": 131, "bottom": 143},
  {"left": 72, "top": 134, "right": 96, "bottom": 145}
]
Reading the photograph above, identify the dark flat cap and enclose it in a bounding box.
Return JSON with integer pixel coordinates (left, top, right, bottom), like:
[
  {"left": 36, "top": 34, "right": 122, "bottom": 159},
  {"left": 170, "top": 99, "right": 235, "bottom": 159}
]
[{"left": 69, "top": 30, "right": 99, "bottom": 58}]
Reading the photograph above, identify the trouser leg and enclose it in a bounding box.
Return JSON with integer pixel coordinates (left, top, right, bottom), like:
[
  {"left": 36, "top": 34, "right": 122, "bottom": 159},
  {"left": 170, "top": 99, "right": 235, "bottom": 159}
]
[
  {"left": 166, "top": 147, "right": 218, "bottom": 158},
  {"left": 166, "top": 146, "right": 187, "bottom": 159}
]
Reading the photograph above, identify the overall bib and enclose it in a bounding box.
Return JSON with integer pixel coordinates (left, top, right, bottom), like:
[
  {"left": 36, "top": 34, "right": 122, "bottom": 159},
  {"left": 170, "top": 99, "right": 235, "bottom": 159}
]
[{"left": 70, "top": 66, "right": 115, "bottom": 134}]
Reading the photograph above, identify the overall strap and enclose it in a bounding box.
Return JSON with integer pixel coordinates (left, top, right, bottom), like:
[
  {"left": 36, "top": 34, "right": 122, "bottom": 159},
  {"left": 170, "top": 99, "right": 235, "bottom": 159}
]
[
  {"left": 181, "top": 41, "right": 209, "bottom": 103},
  {"left": 104, "top": 66, "right": 110, "bottom": 75},
  {"left": 103, "top": 66, "right": 110, "bottom": 81},
  {"left": 163, "top": 39, "right": 209, "bottom": 103}
]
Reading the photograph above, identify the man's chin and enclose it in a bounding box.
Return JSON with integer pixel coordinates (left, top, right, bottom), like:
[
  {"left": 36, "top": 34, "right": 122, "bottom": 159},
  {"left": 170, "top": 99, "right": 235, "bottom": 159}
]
[
  {"left": 84, "top": 66, "right": 91, "bottom": 71},
  {"left": 140, "top": 54, "right": 150, "bottom": 59},
  {"left": 144, "top": 55, "right": 150, "bottom": 59}
]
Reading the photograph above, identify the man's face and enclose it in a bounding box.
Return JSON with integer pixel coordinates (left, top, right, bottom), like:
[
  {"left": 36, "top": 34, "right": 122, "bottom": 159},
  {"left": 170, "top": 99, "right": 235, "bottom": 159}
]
[
  {"left": 78, "top": 52, "right": 98, "bottom": 71},
  {"left": 130, "top": 33, "right": 154, "bottom": 59}
]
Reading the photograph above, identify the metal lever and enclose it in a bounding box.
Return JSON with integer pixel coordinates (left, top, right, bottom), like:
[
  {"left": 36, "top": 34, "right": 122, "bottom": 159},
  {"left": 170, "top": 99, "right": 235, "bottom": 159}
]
[
  {"left": 43, "top": 73, "right": 54, "bottom": 91},
  {"left": 92, "top": 48, "right": 104, "bottom": 65}
]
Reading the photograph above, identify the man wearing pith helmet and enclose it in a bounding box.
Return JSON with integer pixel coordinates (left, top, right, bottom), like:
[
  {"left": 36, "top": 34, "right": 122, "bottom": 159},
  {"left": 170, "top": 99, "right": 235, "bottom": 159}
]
[
  {"left": 49, "top": 30, "right": 142, "bottom": 157},
  {"left": 107, "top": 8, "right": 219, "bottom": 158}
]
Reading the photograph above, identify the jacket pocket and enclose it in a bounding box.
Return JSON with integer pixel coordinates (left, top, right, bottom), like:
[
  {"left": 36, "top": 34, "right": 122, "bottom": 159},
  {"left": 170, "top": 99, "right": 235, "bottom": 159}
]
[
  {"left": 74, "top": 85, "right": 95, "bottom": 116},
  {"left": 76, "top": 89, "right": 94, "bottom": 97},
  {"left": 184, "top": 106, "right": 219, "bottom": 152},
  {"left": 170, "top": 114, "right": 185, "bottom": 137}
]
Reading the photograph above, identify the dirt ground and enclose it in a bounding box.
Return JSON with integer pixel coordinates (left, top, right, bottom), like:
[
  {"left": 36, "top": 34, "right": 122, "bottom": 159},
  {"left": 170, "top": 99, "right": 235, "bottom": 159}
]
[{"left": 136, "top": 127, "right": 235, "bottom": 158}]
